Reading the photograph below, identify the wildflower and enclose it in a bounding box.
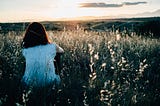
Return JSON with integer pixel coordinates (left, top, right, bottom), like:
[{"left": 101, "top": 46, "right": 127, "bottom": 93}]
[
  {"left": 121, "top": 57, "right": 127, "bottom": 64},
  {"left": 88, "top": 43, "right": 94, "bottom": 55},
  {"left": 111, "top": 66, "right": 114, "bottom": 69},
  {"left": 102, "top": 63, "right": 106, "bottom": 67},
  {"left": 132, "top": 95, "right": 137, "bottom": 104},
  {"left": 94, "top": 52, "right": 99, "bottom": 60},
  {"left": 116, "top": 34, "right": 121, "bottom": 41}
]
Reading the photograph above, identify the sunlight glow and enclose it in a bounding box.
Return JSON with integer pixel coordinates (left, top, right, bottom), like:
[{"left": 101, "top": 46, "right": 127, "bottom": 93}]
[
  {"left": 51, "top": 2, "right": 81, "bottom": 18},
  {"left": 46, "top": 0, "right": 99, "bottom": 19},
  {"left": 0, "top": 0, "right": 159, "bottom": 22},
  {"left": 46, "top": 1, "right": 114, "bottom": 20}
]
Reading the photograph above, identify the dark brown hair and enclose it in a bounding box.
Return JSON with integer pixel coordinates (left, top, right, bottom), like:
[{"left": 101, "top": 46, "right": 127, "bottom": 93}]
[{"left": 22, "top": 22, "right": 50, "bottom": 48}]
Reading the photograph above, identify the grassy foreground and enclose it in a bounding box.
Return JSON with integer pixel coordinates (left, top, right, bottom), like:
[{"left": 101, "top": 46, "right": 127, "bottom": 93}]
[{"left": 0, "top": 29, "right": 160, "bottom": 106}]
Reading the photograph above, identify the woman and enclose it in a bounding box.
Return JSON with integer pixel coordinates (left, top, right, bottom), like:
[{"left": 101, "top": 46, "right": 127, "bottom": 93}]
[{"left": 21, "top": 22, "right": 64, "bottom": 105}]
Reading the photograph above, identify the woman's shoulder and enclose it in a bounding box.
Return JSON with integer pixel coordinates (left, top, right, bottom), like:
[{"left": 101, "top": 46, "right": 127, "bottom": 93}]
[
  {"left": 47, "top": 43, "right": 56, "bottom": 49},
  {"left": 22, "top": 43, "right": 56, "bottom": 53},
  {"left": 22, "top": 44, "right": 57, "bottom": 57}
]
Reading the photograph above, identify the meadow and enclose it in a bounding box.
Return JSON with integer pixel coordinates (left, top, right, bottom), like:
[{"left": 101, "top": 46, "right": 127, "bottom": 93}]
[{"left": 0, "top": 27, "right": 160, "bottom": 106}]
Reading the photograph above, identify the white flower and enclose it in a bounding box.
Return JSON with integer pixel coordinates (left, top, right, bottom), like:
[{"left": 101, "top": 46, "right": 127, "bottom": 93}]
[{"left": 102, "top": 63, "right": 106, "bottom": 67}]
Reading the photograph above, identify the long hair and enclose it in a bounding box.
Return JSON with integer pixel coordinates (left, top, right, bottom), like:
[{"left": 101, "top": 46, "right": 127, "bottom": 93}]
[{"left": 22, "top": 22, "right": 50, "bottom": 48}]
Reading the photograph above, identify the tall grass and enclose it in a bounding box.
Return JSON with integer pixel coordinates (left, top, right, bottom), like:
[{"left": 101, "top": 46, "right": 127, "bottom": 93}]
[{"left": 0, "top": 29, "right": 160, "bottom": 106}]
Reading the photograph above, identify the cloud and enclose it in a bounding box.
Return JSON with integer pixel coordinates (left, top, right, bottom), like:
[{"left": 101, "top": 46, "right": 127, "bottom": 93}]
[
  {"left": 80, "top": 3, "right": 122, "bottom": 8},
  {"left": 123, "top": 2, "right": 147, "bottom": 6},
  {"left": 80, "top": 1, "right": 147, "bottom": 8}
]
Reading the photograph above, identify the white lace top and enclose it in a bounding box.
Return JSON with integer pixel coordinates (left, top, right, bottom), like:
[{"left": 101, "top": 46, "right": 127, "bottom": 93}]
[{"left": 22, "top": 44, "right": 60, "bottom": 88}]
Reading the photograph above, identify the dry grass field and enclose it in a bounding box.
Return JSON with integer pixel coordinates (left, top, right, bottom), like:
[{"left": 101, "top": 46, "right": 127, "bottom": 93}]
[{"left": 0, "top": 28, "right": 160, "bottom": 105}]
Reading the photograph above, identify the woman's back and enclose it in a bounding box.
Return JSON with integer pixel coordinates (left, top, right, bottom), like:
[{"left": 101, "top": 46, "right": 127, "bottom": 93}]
[
  {"left": 20, "top": 22, "right": 64, "bottom": 105},
  {"left": 22, "top": 44, "right": 60, "bottom": 88}
]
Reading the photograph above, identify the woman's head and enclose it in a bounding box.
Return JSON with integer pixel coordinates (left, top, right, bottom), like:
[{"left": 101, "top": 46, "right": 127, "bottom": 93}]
[{"left": 22, "top": 22, "right": 50, "bottom": 48}]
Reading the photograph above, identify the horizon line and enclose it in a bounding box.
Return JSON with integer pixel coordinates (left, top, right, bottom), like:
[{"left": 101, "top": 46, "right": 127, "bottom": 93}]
[{"left": 1, "top": 16, "right": 160, "bottom": 23}]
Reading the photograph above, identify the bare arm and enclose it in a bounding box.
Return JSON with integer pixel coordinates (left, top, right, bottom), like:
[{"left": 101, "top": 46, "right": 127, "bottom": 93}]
[
  {"left": 56, "top": 44, "right": 64, "bottom": 53},
  {"left": 54, "top": 44, "right": 64, "bottom": 74}
]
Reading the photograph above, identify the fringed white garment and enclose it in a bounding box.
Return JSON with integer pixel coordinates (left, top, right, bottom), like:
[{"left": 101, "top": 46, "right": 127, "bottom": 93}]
[{"left": 22, "top": 44, "right": 60, "bottom": 88}]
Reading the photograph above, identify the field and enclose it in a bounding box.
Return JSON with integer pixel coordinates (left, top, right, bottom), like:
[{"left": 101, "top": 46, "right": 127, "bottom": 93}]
[{"left": 0, "top": 18, "right": 160, "bottom": 106}]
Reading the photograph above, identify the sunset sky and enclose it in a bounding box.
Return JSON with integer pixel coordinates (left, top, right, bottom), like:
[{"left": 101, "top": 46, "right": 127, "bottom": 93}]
[{"left": 0, "top": 0, "right": 160, "bottom": 22}]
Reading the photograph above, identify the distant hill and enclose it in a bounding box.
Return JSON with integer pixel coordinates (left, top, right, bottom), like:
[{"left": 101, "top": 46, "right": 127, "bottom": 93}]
[
  {"left": 0, "top": 17, "right": 160, "bottom": 38},
  {"left": 134, "top": 9, "right": 160, "bottom": 17}
]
